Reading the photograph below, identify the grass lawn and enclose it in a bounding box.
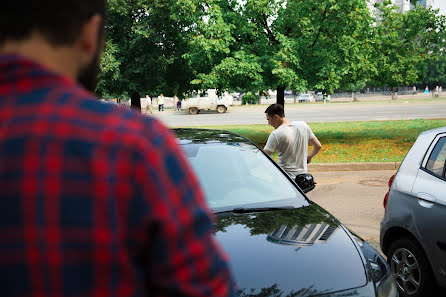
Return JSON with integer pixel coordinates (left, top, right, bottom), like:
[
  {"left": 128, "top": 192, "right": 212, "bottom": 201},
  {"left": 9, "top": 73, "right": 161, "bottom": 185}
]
[{"left": 186, "top": 119, "right": 446, "bottom": 163}]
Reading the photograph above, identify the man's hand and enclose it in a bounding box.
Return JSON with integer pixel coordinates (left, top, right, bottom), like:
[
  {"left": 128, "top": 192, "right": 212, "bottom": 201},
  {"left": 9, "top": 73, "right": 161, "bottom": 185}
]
[
  {"left": 307, "top": 156, "right": 312, "bottom": 164},
  {"left": 308, "top": 137, "right": 322, "bottom": 164}
]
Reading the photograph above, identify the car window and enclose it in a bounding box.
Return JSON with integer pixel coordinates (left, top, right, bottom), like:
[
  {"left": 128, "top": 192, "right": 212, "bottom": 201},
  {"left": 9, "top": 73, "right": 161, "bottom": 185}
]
[
  {"left": 425, "top": 137, "right": 446, "bottom": 178},
  {"left": 180, "top": 142, "right": 306, "bottom": 210}
]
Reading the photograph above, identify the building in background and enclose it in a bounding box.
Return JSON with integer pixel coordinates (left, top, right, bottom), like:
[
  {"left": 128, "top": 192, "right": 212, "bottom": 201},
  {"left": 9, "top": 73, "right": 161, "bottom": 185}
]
[{"left": 367, "top": 0, "right": 444, "bottom": 15}]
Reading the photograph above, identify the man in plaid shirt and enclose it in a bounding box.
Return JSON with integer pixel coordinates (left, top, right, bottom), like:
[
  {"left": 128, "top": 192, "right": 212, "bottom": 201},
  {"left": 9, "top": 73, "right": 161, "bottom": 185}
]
[{"left": 0, "top": 1, "right": 236, "bottom": 296}]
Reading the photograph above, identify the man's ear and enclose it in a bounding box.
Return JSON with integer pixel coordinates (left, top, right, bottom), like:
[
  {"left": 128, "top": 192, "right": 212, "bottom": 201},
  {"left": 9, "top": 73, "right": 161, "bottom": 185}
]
[{"left": 77, "top": 14, "right": 103, "bottom": 64}]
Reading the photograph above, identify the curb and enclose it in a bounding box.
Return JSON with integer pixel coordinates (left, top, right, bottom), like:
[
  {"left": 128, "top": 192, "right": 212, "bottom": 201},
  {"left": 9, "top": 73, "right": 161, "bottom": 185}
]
[{"left": 308, "top": 162, "right": 401, "bottom": 172}]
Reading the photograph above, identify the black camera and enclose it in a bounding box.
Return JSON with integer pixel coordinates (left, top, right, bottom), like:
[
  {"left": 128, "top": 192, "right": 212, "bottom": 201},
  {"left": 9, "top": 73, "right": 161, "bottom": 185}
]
[{"left": 295, "top": 173, "right": 316, "bottom": 193}]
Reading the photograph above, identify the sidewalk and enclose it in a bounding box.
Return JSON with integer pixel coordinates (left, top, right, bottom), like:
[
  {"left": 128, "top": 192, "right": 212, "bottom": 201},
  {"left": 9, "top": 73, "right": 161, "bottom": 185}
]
[
  {"left": 307, "top": 169, "right": 395, "bottom": 255},
  {"left": 309, "top": 162, "right": 401, "bottom": 172}
]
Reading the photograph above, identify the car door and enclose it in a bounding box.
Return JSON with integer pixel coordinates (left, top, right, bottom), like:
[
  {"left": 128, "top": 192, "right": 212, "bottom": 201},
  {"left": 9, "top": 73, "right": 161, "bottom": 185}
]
[{"left": 411, "top": 133, "right": 446, "bottom": 282}]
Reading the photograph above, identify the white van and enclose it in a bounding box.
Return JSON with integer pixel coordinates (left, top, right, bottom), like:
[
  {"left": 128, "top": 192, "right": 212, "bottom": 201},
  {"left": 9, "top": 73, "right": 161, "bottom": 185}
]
[{"left": 182, "top": 89, "right": 233, "bottom": 114}]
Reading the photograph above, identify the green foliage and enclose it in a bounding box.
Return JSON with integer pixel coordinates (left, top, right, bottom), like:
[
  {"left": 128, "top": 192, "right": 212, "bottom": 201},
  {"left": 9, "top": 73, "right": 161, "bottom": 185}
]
[
  {"left": 423, "top": 52, "right": 446, "bottom": 86},
  {"left": 421, "top": 27, "right": 446, "bottom": 86},
  {"left": 97, "top": 0, "right": 446, "bottom": 101},
  {"left": 182, "top": 0, "right": 374, "bottom": 105},
  {"left": 370, "top": 4, "right": 446, "bottom": 89},
  {"left": 241, "top": 92, "right": 260, "bottom": 105},
  {"left": 97, "top": 0, "right": 195, "bottom": 99}
]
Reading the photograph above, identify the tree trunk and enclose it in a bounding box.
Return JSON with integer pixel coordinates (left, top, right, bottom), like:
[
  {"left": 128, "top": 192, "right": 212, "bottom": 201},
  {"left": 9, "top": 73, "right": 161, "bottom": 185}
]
[
  {"left": 277, "top": 86, "right": 285, "bottom": 107},
  {"left": 131, "top": 91, "right": 141, "bottom": 112},
  {"left": 353, "top": 92, "right": 358, "bottom": 102}
]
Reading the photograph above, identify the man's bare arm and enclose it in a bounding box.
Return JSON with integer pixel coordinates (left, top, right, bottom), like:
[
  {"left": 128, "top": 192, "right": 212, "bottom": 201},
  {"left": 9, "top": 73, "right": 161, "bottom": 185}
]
[
  {"left": 264, "top": 149, "right": 272, "bottom": 155},
  {"left": 307, "top": 136, "right": 322, "bottom": 164}
]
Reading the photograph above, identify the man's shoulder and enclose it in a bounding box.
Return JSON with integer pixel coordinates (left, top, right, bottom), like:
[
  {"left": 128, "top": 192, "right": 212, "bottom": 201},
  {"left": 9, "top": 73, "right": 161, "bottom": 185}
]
[{"left": 291, "top": 120, "right": 308, "bottom": 127}]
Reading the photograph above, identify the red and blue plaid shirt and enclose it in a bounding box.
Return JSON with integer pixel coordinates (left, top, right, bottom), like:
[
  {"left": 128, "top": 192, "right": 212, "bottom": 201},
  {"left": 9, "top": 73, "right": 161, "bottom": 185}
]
[{"left": 0, "top": 54, "right": 236, "bottom": 297}]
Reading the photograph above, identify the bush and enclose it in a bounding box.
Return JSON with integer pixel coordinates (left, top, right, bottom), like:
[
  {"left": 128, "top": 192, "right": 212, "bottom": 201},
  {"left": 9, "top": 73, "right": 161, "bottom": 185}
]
[{"left": 242, "top": 92, "right": 260, "bottom": 105}]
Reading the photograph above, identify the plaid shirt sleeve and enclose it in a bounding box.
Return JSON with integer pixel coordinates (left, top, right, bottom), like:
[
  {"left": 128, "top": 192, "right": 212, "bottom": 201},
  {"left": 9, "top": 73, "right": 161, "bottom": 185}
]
[
  {"left": 0, "top": 55, "right": 236, "bottom": 297},
  {"left": 127, "top": 117, "right": 237, "bottom": 297}
]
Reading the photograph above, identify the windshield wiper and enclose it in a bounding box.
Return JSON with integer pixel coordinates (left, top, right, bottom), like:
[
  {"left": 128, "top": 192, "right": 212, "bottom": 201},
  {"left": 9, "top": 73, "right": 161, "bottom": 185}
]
[{"left": 216, "top": 206, "right": 294, "bottom": 214}]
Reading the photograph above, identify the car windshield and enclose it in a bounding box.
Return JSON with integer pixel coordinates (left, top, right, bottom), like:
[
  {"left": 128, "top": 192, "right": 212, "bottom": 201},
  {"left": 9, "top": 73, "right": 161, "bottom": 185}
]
[{"left": 179, "top": 139, "right": 308, "bottom": 212}]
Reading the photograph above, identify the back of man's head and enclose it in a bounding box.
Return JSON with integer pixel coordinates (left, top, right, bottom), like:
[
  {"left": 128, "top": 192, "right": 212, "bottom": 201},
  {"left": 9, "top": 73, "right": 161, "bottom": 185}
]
[
  {"left": 265, "top": 104, "right": 285, "bottom": 118},
  {"left": 0, "top": 1, "right": 106, "bottom": 45}
]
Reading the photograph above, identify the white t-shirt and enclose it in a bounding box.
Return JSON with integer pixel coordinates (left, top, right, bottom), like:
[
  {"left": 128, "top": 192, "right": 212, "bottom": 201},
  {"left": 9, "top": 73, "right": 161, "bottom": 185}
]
[
  {"left": 141, "top": 97, "right": 150, "bottom": 109},
  {"left": 264, "top": 121, "right": 315, "bottom": 178}
]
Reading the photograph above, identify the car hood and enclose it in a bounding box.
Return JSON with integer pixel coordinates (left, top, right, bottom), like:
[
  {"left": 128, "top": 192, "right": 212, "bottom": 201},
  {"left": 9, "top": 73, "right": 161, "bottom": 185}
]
[{"left": 215, "top": 204, "right": 368, "bottom": 296}]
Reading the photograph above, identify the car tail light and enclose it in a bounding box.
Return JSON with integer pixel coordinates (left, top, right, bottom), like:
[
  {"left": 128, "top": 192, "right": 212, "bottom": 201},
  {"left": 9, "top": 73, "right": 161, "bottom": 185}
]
[
  {"left": 383, "top": 174, "right": 396, "bottom": 209},
  {"left": 388, "top": 174, "right": 395, "bottom": 188},
  {"left": 383, "top": 192, "right": 389, "bottom": 209}
]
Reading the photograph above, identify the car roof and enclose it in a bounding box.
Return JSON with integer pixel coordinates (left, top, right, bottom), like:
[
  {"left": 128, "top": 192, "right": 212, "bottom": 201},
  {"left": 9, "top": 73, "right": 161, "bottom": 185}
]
[
  {"left": 419, "top": 126, "right": 446, "bottom": 138},
  {"left": 173, "top": 128, "right": 252, "bottom": 145}
]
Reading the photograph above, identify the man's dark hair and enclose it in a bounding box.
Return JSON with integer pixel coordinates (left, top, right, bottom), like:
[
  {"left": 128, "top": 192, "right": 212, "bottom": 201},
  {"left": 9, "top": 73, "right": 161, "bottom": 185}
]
[
  {"left": 265, "top": 104, "right": 285, "bottom": 118},
  {"left": 0, "top": 1, "right": 106, "bottom": 45}
]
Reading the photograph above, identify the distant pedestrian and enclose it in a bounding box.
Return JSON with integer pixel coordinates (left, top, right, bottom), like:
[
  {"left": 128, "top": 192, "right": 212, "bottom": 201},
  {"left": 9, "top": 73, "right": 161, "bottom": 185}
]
[
  {"left": 424, "top": 86, "right": 429, "bottom": 94},
  {"left": 145, "top": 95, "right": 153, "bottom": 114},
  {"left": 158, "top": 93, "right": 164, "bottom": 111},
  {"left": 176, "top": 98, "right": 182, "bottom": 111}
]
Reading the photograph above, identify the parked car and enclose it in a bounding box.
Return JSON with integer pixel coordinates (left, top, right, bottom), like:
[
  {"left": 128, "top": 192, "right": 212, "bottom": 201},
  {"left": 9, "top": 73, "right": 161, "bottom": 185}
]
[
  {"left": 232, "top": 92, "right": 244, "bottom": 101},
  {"left": 174, "top": 128, "right": 397, "bottom": 297},
  {"left": 100, "top": 99, "right": 118, "bottom": 105},
  {"left": 284, "top": 90, "right": 294, "bottom": 97},
  {"left": 298, "top": 93, "right": 314, "bottom": 103},
  {"left": 182, "top": 89, "right": 232, "bottom": 114},
  {"left": 381, "top": 126, "right": 446, "bottom": 297},
  {"left": 315, "top": 92, "right": 331, "bottom": 102}
]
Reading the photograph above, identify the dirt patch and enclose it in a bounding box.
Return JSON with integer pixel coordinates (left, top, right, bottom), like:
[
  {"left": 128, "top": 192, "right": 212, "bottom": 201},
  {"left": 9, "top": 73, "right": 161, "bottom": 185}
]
[{"left": 358, "top": 178, "right": 388, "bottom": 187}]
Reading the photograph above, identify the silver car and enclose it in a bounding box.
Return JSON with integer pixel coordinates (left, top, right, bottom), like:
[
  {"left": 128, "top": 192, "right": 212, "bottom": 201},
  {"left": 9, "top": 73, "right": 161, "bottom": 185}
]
[
  {"left": 380, "top": 126, "right": 446, "bottom": 297},
  {"left": 298, "top": 93, "right": 314, "bottom": 103}
]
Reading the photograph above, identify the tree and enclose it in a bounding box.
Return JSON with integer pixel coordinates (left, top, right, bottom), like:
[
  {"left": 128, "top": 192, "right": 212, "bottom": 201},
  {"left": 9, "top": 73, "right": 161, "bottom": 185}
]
[
  {"left": 421, "top": 29, "right": 446, "bottom": 88},
  {"left": 181, "top": 0, "right": 374, "bottom": 107},
  {"left": 422, "top": 51, "right": 446, "bottom": 88},
  {"left": 370, "top": 3, "right": 446, "bottom": 99},
  {"left": 97, "top": 0, "right": 195, "bottom": 99}
]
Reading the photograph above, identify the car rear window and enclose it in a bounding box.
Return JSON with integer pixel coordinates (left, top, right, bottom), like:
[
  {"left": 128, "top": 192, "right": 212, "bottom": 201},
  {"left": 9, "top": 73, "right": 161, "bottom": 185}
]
[{"left": 425, "top": 137, "right": 446, "bottom": 178}]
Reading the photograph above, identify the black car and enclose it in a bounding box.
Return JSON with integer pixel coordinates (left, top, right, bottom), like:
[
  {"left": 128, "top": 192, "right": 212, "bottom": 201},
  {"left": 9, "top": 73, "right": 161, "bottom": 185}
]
[{"left": 174, "top": 128, "right": 397, "bottom": 297}]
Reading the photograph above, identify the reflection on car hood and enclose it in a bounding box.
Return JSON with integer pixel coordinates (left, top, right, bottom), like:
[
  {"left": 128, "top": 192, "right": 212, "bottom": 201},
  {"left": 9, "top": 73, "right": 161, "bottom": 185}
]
[
  {"left": 215, "top": 204, "right": 368, "bottom": 296},
  {"left": 174, "top": 128, "right": 248, "bottom": 145}
]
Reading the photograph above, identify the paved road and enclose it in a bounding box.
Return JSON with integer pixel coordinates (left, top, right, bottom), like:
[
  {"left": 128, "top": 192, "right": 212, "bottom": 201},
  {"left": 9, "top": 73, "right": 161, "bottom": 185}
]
[{"left": 152, "top": 101, "right": 446, "bottom": 127}]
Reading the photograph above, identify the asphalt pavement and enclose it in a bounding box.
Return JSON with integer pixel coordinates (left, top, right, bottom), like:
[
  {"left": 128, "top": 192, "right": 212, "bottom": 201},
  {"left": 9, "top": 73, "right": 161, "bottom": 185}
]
[{"left": 151, "top": 99, "right": 446, "bottom": 127}]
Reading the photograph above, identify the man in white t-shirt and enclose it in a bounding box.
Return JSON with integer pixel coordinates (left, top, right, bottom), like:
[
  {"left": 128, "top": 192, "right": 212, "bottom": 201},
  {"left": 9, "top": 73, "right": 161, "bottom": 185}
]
[
  {"left": 264, "top": 104, "right": 322, "bottom": 180},
  {"left": 144, "top": 95, "right": 153, "bottom": 114}
]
